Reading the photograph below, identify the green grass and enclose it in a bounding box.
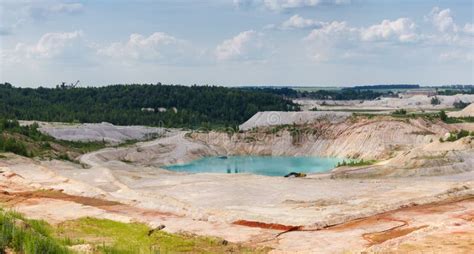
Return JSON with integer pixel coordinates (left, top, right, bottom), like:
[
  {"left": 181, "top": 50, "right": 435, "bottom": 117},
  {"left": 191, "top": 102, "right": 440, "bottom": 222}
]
[
  {"left": 0, "top": 209, "right": 71, "bottom": 254},
  {"left": 56, "top": 140, "right": 107, "bottom": 154},
  {"left": 336, "top": 159, "right": 377, "bottom": 167},
  {"left": 55, "top": 217, "right": 269, "bottom": 254},
  {"left": 440, "top": 129, "right": 474, "bottom": 142},
  {"left": 0, "top": 210, "right": 269, "bottom": 254}
]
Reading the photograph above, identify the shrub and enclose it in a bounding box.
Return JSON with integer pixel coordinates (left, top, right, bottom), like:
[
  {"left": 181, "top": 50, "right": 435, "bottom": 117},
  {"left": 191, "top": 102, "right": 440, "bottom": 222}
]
[
  {"left": 439, "top": 110, "right": 448, "bottom": 122},
  {"left": 392, "top": 109, "right": 407, "bottom": 115},
  {"left": 442, "top": 129, "right": 473, "bottom": 142},
  {"left": 453, "top": 101, "right": 470, "bottom": 109},
  {"left": 336, "top": 159, "right": 376, "bottom": 167},
  {"left": 1, "top": 137, "right": 30, "bottom": 157},
  {"left": 431, "top": 96, "right": 441, "bottom": 105},
  {"left": 0, "top": 209, "right": 70, "bottom": 254}
]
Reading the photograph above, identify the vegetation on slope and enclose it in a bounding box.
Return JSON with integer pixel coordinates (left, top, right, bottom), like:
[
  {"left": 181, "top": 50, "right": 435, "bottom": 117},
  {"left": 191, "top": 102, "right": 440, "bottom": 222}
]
[
  {"left": 0, "top": 118, "right": 106, "bottom": 160},
  {"left": 439, "top": 110, "right": 474, "bottom": 123},
  {"left": 0, "top": 208, "right": 268, "bottom": 254},
  {"left": 0, "top": 209, "right": 70, "bottom": 254},
  {"left": 244, "top": 86, "right": 387, "bottom": 100},
  {"left": 439, "top": 129, "right": 474, "bottom": 142},
  {"left": 0, "top": 83, "right": 298, "bottom": 128},
  {"left": 336, "top": 159, "right": 377, "bottom": 167},
  {"left": 56, "top": 217, "right": 268, "bottom": 253}
]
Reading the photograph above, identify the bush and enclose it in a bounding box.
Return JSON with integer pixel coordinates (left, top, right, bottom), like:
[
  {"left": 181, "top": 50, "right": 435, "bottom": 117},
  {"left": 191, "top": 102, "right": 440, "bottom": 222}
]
[
  {"left": 431, "top": 96, "right": 441, "bottom": 105},
  {"left": 392, "top": 109, "right": 407, "bottom": 115},
  {"left": 439, "top": 110, "right": 448, "bottom": 122},
  {"left": 442, "top": 129, "right": 473, "bottom": 142},
  {"left": 0, "top": 209, "right": 70, "bottom": 254},
  {"left": 336, "top": 159, "right": 376, "bottom": 167},
  {"left": 453, "top": 101, "right": 470, "bottom": 109},
  {"left": 0, "top": 137, "right": 30, "bottom": 157}
]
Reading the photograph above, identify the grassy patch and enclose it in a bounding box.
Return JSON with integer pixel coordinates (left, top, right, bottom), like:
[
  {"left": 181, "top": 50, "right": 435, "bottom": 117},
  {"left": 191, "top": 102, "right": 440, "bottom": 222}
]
[
  {"left": 0, "top": 209, "right": 269, "bottom": 254},
  {"left": 0, "top": 208, "right": 71, "bottom": 254},
  {"left": 56, "top": 140, "right": 107, "bottom": 154},
  {"left": 440, "top": 129, "right": 474, "bottom": 142},
  {"left": 55, "top": 217, "right": 269, "bottom": 253},
  {"left": 336, "top": 159, "right": 377, "bottom": 167}
]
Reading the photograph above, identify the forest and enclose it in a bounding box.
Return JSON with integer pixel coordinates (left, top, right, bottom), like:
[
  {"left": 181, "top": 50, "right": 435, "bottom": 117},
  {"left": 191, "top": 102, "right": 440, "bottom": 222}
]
[
  {"left": 246, "top": 87, "right": 389, "bottom": 100},
  {"left": 0, "top": 83, "right": 298, "bottom": 128}
]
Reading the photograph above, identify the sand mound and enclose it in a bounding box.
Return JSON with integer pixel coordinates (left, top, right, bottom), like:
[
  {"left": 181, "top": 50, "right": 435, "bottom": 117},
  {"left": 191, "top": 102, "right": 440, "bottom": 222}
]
[
  {"left": 239, "top": 111, "right": 351, "bottom": 130},
  {"left": 448, "top": 103, "right": 474, "bottom": 117},
  {"left": 296, "top": 94, "right": 474, "bottom": 111},
  {"left": 38, "top": 122, "right": 165, "bottom": 144}
]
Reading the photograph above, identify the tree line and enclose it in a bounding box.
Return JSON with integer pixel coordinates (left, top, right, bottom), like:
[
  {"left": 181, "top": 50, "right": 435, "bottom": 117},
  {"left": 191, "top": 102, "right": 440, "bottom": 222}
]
[{"left": 0, "top": 83, "right": 298, "bottom": 128}]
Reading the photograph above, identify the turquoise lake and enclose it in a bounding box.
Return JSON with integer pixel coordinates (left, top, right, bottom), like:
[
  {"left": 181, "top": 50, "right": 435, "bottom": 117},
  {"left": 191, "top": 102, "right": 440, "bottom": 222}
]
[{"left": 164, "top": 156, "right": 344, "bottom": 176}]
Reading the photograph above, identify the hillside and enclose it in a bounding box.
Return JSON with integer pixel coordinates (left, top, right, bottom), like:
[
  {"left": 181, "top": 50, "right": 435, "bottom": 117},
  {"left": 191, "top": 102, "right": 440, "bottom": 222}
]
[{"left": 0, "top": 83, "right": 298, "bottom": 128}]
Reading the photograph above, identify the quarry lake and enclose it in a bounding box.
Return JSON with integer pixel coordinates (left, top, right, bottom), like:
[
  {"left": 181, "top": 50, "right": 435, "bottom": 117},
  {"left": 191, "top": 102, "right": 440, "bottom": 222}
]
[{"left": 164, "top": 156, "right": 344, "bottom": 176}]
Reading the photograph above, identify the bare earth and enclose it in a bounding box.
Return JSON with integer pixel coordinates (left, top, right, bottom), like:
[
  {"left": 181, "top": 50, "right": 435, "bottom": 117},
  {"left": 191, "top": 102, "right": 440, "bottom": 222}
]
[{"left": 1, "top": 115, "right": 473, "bottom": 253}]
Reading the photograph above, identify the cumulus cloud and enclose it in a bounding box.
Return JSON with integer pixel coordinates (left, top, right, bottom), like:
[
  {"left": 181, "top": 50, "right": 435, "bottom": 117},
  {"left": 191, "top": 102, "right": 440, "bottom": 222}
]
[
  {"left": 281, "top": 15, "right": 323, "bottom": 29},
  {"left": 305, "top": 18, "right": 418, "bottom": 43},
  {"left": 1, "top": 2, "right": 84, "bottom": 36},
  {"left": 215, "top": 30, "right": 265, "bottom": 61},
  {"left": 265, "top": 0, "right": 350, "bottom": 11},
  {"left": 422, "top": 7, "right": 473, "bottom": 47},
  {"left": 27, "top": 2, "right": 84, "bottom": 19},
  {"left": 305, "top": 21, "right": 356, "bottom": 41},
  {"left": 97, "top": 32, "right": 186, "bottom": 62},
  {"left": 440, "top": 50, "right": 473, "bottom": 62},
  {"left": 233, "top": 0, "right": 256, "bottom": 9},
  {"left": 463, "top": 23, "right": 474, "bottom": 35},
  {"left": 360, "top": 18, "right": 418, "bottom": 43},
  {"left": 234, "top": 0, "right": 350, "bottom": 11},
  {"left": 427, "top": 7, "right": 457, "bottom": 33},
  {"left": 304, "top": 18, "right": 420, "bottom": 62},
  {"left": 14, "top": 30, "right": 85, "bottom": 59}
]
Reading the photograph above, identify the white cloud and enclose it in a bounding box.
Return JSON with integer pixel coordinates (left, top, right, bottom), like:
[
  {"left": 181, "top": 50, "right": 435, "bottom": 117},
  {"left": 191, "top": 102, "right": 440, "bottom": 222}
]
[
  {"left": 215, "top": 30, "right": 265, "bottom": 61},
  {"left": 427, "top": 7, "right": 457, "bottom": 33},
  {"left": 463, "top": 23, "right": 474, "bottom": 35},
  {"left": 305, "top": 21, "right": 356, "bottom": 41},
  {"left": 233, "top": 0, "right": 256, "bottom": 9},
  {"left": 97, "top": 32, "right": 185, "bottom": 62},
  {"left": 360, "top": 18, "right": 418, "bottom": 43},
  {"left": 15, "top": 30, "right": 85, "bottom": 59},
  {"left": 264, "top": 0, "right": 350, "bottom": 11},
  {"left": 281, "top": 15, "right": 323, "bottom": 29},
  {"left": 48, "top": 3, "right": 84, "bottom": 14},
  {"left": 234, "top": 0, "right": 350, "bottom": 11},
  {"left": 304, "top": 18, "right": 420, "bottom": 62},
  {"left": 0, "top": 2, "right": 84, "bottom": 36},
  {"left": 440, "top": 50, "right": 473, "bottom": 62},
  {"left": 305, "top": 18, "right": 418, "bottom": 43},
  {"left": 26, "top": 2, "right": 84, "bottom": 20}
]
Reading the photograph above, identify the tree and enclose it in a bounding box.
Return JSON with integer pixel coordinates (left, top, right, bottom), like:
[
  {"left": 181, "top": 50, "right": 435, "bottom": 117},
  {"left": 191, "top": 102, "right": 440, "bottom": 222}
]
[
  {"left": 439, "top": 110, "right": 448, "bottom": 122},
  {"left": 431, "top": 96, "right": 441, "bottom": 105}
]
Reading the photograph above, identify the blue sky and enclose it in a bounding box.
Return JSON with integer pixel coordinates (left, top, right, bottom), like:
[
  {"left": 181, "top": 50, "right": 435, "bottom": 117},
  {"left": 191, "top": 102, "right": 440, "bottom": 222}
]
[{"left": 0, "top": 0, "right": 473, "bottom": 87}]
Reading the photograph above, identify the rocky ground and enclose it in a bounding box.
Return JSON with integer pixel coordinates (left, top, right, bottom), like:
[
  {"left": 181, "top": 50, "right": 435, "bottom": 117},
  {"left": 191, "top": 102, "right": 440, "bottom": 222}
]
[
  {"left": 295, "top": 94, "right": 474, "bottom": 112},
  {"left": 1, "top": 114, "right": 473, "bottom": 253}
]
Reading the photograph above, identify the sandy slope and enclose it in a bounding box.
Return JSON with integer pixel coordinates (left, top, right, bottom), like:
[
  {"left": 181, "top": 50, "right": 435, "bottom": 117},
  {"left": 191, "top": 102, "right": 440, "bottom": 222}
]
[
  {"left": 448, "top": 103, "right": 474, "bottom": 117},
  {"left": 1, "top": 115, "right": 473, "bottom": 253},
  {"left": 295, "top": 94, "right": 474, "bottom": 111},
  {"left": 20, "top": 121, "right": 166, "bottom": 144}
]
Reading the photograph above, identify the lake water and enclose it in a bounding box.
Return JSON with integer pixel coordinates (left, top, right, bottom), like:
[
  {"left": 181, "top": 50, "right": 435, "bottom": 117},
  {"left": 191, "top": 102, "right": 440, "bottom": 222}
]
[{"left": 164, "top": 156, "right": 343, "bottom": 176}]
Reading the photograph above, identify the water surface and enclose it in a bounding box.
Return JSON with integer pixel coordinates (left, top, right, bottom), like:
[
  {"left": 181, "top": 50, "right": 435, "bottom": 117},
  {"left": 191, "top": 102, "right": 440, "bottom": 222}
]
[{"left": 164, "top": 156, "right": 343, "bottom": 176}]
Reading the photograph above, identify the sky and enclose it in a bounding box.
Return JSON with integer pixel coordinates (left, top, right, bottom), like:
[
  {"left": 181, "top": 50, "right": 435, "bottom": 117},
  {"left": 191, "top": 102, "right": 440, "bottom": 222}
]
[{"left": 0, "top": 0, "right": 473, "bottom": 87}]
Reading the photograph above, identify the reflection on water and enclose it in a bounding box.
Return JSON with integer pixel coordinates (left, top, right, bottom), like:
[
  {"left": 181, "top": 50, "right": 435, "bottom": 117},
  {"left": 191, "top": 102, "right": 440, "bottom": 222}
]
[{"left": 164, "top": 156, "right": 343, "bottom": 176}]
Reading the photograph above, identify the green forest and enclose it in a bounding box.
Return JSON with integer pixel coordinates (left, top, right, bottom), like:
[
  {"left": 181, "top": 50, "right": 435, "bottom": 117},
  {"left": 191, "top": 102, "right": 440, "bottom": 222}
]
[{"left": 0, "top": 83, "right": 298, "bottom": 128}]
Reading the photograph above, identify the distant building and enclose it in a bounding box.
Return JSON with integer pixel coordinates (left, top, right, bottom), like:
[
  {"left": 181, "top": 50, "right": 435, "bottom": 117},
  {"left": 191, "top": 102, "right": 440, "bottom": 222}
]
[
  {"left": 141, "top": 107, "right": 178, "bottom": 113},
  {"left": 141, "top": 108, "right": 155, "bottom": 112},
  {"left": 400, "top": 89, "right": 437, "bottom": 98}
]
